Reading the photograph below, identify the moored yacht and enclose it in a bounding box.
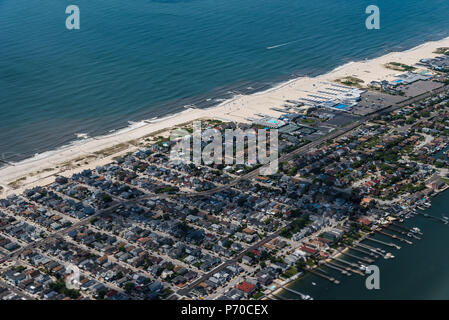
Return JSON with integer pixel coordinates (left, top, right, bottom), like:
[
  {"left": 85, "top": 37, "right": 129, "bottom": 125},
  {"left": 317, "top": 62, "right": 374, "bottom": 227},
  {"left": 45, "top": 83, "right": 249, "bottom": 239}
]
[{"left": 411, "top": 227, "right": 421, "bottom": 233}]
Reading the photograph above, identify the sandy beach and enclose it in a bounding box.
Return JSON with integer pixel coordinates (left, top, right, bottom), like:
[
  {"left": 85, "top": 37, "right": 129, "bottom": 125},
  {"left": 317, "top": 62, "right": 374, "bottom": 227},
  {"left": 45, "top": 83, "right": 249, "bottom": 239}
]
[{"left": 2, "top": 36, "right": 449, "bottom": 197}]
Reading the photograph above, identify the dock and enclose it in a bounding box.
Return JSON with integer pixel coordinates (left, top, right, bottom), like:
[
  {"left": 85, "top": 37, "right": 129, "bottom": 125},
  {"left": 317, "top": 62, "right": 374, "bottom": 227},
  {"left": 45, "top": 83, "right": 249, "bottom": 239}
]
[
  {"left": 326, "top": 260, "right": 353, "bottom": 272},
  {"left": 365, "top": 236, "right": 401, "bottom": 249},
  {"left": 333, "top": 257, "right": 358, "bottom": 268},
  {"left": 417, "top": 212, "right": 449, "bottom": 224},
  {"left": 384, "top": 225, "right": 421, "bottom": 240},
  {"left": 355, "top": 242, "right": 386, "bottom": 254},
  {"left": 323, "top": 262, "right": 351, "bottom": 276},
  {"left": 390, "top": 222, "right": 423, "bottom": 235},
  {"left": 305, "top": 268, "right": 340, "bottom": 284},
  {"left": 331, "top": 257, "right": 364, "bottom": 275},
  {"left": 384, "top": 225, "right": 408, "bottom": 236},
  {"left": 331, "top": 258, "right": 364, "bottom": 275},
  {"left": 281, "top": 286, "right": 312, "bottom": 300},
  {"left": 271, "top": 293, "right": 288, "bottom": 300},
  {"left": 336, "top": 249, "right": 374, "bottom": 263},
  {"left": 375, "top": 229, "right": 413, "bottom": 245},
  {"left": 350, "top": 246, "right": 379, "bottom": 259}
]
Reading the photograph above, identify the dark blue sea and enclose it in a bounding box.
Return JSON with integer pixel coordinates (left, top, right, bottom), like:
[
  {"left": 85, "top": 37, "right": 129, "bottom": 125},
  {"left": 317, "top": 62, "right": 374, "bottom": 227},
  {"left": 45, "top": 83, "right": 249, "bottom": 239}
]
[{"left": 1, "top": 0, "right": 449, "bottom": 162}]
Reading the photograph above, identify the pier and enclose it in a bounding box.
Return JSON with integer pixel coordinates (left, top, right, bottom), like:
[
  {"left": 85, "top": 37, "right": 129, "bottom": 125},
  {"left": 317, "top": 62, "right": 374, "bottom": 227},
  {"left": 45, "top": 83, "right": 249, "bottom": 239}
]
[
  {"left": 271, "top": 293, "right": 288, "bottom": 300},
  {"left": 281, "top": 286, "right": 312, "bottom": 300},
  {"left": 323, "top": 262, "right": 351, "bottom": 276},
  {"left": 336, "top": 249, "right": 374, "bottom": 263},
  {"left": 333, "top": 257, "right": 358, "bottom": 268},
  {"left": 365, "top": 236, "right": 401, "bottom": 249},
  {"left": 315, "top": 267, "right": 330, "bottom": 275},
  {"left": 384, "top": 225, "right": 408, "bottom": 236},
  {"left": 331, "top": 258, "right": 364, "bottom": 275},
  {"left": 355, "top": 243, "right": 396, "bottom": 259},
  {"left": 391, "top": 222, "right": 424, "bottom": 235},
  {"left": 333, "top": 256, "right": 356, "bottom": 267},
  {"left": 375, "top": 229, "right": 413, "bottom": 245},
  {"left": 417, "top": 212, "right": 449, "bottom": 224},
  {"left": 305, "top": 268, "right": 340, "bottom": 284},
  {"left": 355, "top": 242, "right": 386, "bottom": 254},
  {"left": 327, "top": 260, "right": 353, "bottom": 272},
  {"left": 331, "top": 257, "right": 364, "bottom": 275},
  {"left": 350, "top": 246, "right": 379, "bottom": 259},
  {"left": 384, "top": 225, "right": 421, "bottom": 240}
]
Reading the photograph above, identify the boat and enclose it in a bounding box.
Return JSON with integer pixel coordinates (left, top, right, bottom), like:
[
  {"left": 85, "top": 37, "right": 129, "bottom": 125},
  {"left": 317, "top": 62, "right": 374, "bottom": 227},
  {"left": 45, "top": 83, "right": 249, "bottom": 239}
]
[
  {"left": 411, "top": 227, "right": 421, "bottom": 233},
  {"left": 442, "top": 216, "right": 448, "bottom": 221},
  {"left": 423, "top": 202, "right": 431, "bottom": 208},
  {"left": 384, "top": 252, "right": 394, "bottom": 259},
  {"left": 311, "top": 282, "right": 316, "bottom": 286}
]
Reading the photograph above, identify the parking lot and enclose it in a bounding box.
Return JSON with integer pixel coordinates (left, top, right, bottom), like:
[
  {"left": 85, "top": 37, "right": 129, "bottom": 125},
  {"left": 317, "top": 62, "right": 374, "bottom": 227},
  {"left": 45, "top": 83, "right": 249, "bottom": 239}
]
[{"left": 353, "top": 91, "right": 404, "bottom": 115}]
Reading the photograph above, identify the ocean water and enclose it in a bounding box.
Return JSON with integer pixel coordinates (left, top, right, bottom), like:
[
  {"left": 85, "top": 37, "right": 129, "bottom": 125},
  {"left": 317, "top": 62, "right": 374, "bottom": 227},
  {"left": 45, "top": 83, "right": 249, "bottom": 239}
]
[{"left": 1, "top": 0, "right": 449, "bottom": 162}]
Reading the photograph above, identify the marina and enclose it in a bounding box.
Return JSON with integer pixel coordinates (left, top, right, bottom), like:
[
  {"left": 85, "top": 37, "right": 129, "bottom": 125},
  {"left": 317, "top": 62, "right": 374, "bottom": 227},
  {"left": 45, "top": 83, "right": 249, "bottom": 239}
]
[{"left": 278, "top": 190, "right": 449, "bottom": 300}]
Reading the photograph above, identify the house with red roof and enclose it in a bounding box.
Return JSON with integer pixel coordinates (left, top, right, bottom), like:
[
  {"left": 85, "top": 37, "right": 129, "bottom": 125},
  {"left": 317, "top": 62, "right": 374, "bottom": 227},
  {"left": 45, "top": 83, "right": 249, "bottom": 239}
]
[{"left": 236, "top": 281, "right": 256, "bottom": 296}]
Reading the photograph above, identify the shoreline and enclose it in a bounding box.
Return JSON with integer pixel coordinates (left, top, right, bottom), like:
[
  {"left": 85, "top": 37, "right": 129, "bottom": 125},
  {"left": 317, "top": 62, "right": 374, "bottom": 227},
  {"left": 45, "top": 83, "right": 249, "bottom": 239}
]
[{"left": 2, "top": 35, "right": 449, "bottom": 196}]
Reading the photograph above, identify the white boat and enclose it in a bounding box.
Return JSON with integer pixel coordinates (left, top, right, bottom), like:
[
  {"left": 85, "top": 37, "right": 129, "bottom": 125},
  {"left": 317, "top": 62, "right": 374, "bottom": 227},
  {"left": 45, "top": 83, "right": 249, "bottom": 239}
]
[{"left": 384, "top": 253, "right": 394, "bottom": 259}]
